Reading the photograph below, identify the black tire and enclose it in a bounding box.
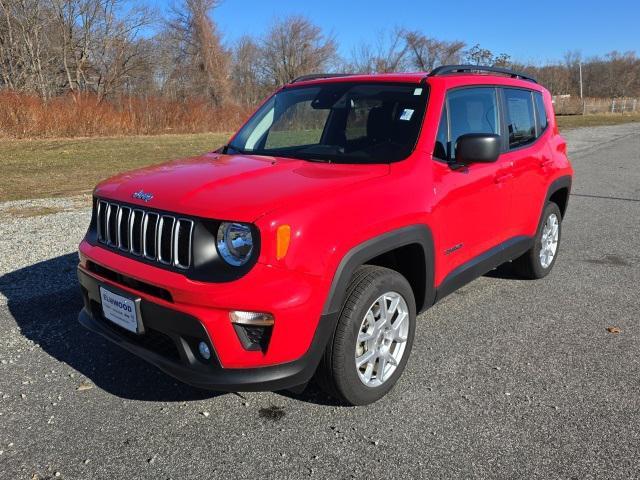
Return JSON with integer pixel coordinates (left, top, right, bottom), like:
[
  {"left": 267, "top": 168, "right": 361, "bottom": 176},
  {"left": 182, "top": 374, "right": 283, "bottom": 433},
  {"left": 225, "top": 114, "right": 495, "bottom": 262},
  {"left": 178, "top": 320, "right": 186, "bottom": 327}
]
[
  {"left": 316, "top": 265, "right": 416, "bottom": 406},
  {"left": 512, "top": 202, "right": 562, "bottom": 279}
]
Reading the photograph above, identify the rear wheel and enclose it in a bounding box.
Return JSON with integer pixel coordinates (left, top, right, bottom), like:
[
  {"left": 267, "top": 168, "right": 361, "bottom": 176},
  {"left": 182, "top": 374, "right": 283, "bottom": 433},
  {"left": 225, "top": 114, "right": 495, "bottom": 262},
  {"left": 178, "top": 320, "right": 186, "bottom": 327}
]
[
  {"left": 512, "top": 202, "right": 562, "bottom": 279},
  {"left": 316, "top": 266, "right": 416, "bottom": 405}
]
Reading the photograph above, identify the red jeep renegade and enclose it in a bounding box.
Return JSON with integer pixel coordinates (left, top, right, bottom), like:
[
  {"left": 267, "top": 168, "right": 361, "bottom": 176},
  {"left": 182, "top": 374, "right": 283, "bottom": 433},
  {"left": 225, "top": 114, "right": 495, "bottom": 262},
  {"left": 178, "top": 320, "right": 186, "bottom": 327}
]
[{"left": 77, "top": 65, "right": 573, "bottom": 405}]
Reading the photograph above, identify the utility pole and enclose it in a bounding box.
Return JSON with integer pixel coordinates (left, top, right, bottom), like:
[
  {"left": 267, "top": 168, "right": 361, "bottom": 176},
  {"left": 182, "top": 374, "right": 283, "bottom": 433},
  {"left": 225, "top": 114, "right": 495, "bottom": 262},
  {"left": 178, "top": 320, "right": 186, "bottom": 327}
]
[
  {"left": 579, "top": 62, "right": 583, "bottom": 99},
  {"left": 579, "top": 62, "right": 585, "bottom": 115}
]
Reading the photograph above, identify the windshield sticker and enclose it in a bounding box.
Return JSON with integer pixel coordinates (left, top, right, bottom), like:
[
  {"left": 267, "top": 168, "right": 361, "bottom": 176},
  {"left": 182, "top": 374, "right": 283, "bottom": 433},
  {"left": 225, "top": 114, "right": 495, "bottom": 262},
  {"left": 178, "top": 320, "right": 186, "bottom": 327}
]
[
  {"left": 399, "top": 109, "right": 415, "bottom": 121},
  {"left": 413, "top": 88, "right": 423, "bottom": 96}
]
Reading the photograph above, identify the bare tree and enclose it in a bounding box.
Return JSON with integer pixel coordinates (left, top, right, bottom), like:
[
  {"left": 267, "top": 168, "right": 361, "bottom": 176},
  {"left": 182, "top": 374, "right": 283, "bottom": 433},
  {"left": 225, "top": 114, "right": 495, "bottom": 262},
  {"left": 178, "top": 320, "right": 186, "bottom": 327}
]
[
  {"left": 464, "top": 44, "right": 495, "bottom": 66},
  {"left": 0, "top": 0, "right": 54, "bottom": 97},
  {"left": 260, "top": 16, "right": 337, "bottom": 85},
  {"left": 2, "top": 2, "right": 640, "bottom": 108},
  {"left": 89, "top": 2, "right": 155, "bottom": 100},
  {"left": 231, "top": 35, "right": 266, "bottom": 106},
  {"left": 349, "top": 28, "right": 407, "bottom": 73},
  {"left": 492, "top": 53, "right": 511, "bottom": 67},
  {"left": 402, "top": 30, "right": 465, "bottom": 71},
  {"left": 164, "top": 0, "right": 230, "bottom": 105}
]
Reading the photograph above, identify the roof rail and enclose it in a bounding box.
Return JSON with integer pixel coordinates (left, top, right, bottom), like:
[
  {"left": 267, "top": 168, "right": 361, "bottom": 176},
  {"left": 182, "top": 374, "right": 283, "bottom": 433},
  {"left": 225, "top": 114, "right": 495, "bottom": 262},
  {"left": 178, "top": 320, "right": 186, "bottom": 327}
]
[
  {"left": 289, "top": 73, "right": 354, "bottom": 84},
  {"left": 429, "top": 64, "right": 537, "bottom": 83}
]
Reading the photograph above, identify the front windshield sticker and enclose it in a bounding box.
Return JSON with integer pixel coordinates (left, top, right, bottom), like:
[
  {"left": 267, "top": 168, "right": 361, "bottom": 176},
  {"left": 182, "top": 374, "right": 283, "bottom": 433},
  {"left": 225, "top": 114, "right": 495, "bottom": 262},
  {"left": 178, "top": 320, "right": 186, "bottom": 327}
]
[
  {"left": 413, "top": 88, "right": 423, "bottom": 96},
  {"left": 399, "top": 109, "right": 415, "bottom": 121}
]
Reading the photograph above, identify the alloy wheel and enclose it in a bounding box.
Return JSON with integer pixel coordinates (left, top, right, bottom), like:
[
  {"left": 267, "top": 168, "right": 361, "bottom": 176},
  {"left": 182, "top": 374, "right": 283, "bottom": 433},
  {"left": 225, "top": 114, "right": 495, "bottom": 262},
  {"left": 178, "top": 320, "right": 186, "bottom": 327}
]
[
  {"left": 354, "top": 292, "right": 409, "bottom": 387},
  {"left": 540, "top": 213, "right": 559, "bottom": 268}
]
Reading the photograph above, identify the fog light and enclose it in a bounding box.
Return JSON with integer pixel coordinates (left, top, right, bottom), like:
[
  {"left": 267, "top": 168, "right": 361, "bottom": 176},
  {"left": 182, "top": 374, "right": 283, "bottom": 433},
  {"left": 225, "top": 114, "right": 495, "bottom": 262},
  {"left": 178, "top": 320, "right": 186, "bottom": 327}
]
[
  {"left": 229, "top": 310, "right": 274, "bottom": 326},
  {"left": 198, "top": 341, "right": 211, "bottom": 360}
]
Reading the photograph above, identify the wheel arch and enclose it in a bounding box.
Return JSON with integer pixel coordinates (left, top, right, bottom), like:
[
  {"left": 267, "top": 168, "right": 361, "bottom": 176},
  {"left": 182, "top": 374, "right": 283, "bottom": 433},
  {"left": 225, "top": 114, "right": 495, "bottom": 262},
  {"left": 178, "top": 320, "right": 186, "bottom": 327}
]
[
  {"left": 322, "top": 225, "right": 435, "bottom": 316},
  {"left": 545, "top": 175, "right": 572, "bottom": 218}
]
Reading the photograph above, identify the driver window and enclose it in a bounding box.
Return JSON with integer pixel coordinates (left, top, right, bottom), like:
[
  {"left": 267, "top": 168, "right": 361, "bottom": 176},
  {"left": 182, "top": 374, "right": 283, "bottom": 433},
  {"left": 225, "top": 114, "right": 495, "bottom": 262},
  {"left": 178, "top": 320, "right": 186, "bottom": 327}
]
[{"left": 447, "top": 88, "right": 499, "bottom": 159}]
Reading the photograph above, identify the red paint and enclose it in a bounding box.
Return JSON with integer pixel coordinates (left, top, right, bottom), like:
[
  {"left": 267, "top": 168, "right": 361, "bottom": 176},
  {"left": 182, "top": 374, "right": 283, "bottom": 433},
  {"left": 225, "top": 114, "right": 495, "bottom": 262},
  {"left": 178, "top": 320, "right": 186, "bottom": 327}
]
[{"left": 81, "top": 72, "right": 573, "bottom": 369}]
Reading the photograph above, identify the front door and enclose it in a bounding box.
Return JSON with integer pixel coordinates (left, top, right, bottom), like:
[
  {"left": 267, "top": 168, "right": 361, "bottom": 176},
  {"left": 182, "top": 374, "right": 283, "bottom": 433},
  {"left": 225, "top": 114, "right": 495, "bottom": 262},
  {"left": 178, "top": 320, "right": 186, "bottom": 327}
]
[{"left": 431, "top": 86, "right": 513, "bottom": 281}]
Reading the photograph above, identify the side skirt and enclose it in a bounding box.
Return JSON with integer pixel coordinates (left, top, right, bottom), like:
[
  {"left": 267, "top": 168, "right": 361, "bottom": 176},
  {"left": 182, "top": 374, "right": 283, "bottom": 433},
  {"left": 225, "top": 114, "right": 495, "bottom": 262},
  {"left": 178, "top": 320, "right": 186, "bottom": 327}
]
[{"left": 434, "top": 236, "right": 533, "bottom": 302}]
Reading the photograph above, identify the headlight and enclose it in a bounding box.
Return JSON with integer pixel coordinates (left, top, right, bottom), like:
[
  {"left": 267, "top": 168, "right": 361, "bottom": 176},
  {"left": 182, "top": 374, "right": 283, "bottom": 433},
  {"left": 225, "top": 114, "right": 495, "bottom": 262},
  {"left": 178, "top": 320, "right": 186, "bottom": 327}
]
[{"left": 216, "top": 222, "right": 254, "bottom": 266}]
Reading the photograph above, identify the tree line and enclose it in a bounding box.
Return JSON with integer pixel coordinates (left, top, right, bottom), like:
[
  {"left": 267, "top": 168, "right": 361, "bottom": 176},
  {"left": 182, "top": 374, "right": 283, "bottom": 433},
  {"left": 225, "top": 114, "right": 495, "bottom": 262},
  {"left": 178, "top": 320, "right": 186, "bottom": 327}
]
[{"left": 1, "top": 0, "right": 639, "bottom": 107}]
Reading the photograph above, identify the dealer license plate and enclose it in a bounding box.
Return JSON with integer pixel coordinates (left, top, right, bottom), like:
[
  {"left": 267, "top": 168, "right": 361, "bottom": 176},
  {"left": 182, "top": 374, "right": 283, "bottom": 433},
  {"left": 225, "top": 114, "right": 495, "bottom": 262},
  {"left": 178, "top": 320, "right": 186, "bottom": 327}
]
[{"left": 100, "top": 286, "right": 140, "bottom": 334}]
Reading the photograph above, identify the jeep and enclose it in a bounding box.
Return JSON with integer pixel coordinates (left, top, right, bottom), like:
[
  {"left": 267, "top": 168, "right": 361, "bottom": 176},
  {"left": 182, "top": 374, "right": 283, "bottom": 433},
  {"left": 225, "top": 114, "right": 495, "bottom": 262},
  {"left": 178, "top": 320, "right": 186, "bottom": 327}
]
[{"left": 77, "top": 65, "right": 573, "bottom": 405}]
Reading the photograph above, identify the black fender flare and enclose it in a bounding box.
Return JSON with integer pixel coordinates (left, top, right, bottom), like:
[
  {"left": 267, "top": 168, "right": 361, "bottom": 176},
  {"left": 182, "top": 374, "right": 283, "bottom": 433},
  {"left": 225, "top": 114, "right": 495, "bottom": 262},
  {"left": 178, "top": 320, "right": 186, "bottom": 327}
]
[
  {"left": 545, "top": 175, "right": 572, "bottom": 214},
  {"left": 322, "top": 224, "right": 435, "bottom": 316}
]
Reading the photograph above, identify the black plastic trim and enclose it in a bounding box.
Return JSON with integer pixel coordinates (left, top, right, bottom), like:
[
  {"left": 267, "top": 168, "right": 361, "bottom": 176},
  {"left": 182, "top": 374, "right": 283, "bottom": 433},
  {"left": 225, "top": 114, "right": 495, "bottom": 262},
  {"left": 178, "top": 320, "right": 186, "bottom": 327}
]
[
  {"left": 78, "top": 268, "right": 336, "bottom": 392},
  {"left": 545, "top": 175, "right": 573, "bottom": 217},
  {"left": 430, "top": 64, "right": 537, "bottom": 83},
  {"left": 435, "top": 236, "right": 533, "bottom": 302},
  {"left": 290, "top": 73, "right": 355, "bottom": 83},
  {"left": 323, "top": 225, "right": 435, "bottom": 315}
]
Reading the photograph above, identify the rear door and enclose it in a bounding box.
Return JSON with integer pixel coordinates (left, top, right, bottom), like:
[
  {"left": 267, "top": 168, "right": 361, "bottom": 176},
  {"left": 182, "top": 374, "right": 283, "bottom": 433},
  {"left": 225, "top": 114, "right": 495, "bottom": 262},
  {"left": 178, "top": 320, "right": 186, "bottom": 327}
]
[
  {"left": 499, "top": 88, "right": 550, "bottom": 237},
  {"left": 432, "top": 86, "right": 514, "bottom": 277}
]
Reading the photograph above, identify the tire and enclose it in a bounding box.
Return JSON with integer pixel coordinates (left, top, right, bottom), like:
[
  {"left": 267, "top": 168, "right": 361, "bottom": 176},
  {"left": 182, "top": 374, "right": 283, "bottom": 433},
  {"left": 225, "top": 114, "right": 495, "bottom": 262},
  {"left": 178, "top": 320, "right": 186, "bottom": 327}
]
[
  {"left": 316, "top": 265, "right": 416, "bottom": 406},
  {"left": 512, "top": 202, "right": 562, "bottom": 279}
]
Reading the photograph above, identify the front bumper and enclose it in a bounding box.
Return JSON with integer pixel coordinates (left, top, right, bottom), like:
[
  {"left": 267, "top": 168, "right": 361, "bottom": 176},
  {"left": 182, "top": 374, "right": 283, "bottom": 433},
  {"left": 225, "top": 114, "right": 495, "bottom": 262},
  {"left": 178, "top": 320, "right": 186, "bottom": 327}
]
[
  {"left": 78, "top": 239, "right": 330, "bottom": 368},
  {"left": 78, "top": 268, "right": 336, "bottom": 391}
]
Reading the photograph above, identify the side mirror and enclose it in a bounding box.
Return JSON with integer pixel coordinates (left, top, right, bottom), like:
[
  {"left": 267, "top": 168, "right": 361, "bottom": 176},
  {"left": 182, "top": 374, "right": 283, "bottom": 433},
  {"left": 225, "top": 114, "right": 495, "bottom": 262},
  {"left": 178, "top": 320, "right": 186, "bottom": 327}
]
[{"left": 455, "top": 133, "right": 501, "bottom": 164}]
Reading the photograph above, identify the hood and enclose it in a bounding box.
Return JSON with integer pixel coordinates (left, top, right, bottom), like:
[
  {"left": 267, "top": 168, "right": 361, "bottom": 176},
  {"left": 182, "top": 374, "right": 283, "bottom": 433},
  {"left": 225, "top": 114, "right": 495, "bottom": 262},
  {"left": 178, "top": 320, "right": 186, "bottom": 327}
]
[{"left": 94, "top": 152, "right": 390, "bottom": 222}]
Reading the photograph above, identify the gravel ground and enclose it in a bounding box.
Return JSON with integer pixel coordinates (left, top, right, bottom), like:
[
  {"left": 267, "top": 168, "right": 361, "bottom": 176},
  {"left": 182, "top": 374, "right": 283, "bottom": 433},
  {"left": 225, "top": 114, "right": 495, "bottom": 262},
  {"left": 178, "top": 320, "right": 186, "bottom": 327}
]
[{"left": 0, "top": 124, "right": 638, "bottom": 479}]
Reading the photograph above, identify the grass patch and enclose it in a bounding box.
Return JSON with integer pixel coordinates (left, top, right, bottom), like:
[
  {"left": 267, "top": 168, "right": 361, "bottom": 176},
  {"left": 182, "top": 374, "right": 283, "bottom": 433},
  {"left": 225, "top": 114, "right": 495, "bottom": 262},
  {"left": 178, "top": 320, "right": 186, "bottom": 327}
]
[
  {"left": 0, "top": 132, "right": 229, "bottom": 201},
  {"left": 556, "top": 113, "right": 640, "bottom": 130},
  {"left": 0, "top": 205, "right": 66, "bottom": 218},
  {"left": 1, "top": 114, "right": 639, "bottom": 202}
]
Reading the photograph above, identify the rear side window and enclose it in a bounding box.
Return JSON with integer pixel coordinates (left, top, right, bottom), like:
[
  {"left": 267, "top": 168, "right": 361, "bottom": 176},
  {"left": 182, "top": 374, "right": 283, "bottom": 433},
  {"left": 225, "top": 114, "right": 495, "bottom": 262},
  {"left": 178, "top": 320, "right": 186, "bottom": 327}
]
[
  {"left": 534, "top": 92, "right": 548, "bottom": 133},
  {"left": 504, "top": 89, "right": 536, "bottom": 149},
  {"left": 447, "top": 87, "right": 499, "bottom": 159}
]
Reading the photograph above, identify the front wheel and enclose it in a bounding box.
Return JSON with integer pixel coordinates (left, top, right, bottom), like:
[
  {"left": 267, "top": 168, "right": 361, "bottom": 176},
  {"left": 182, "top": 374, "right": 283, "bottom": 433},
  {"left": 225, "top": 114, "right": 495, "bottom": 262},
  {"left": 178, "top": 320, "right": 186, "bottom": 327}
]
[
  {"left": 316, "top": 266, "right": 416, "bottom": 405},
  {"left": 512, "top": 202, "right": 562, "bottom": 279}
]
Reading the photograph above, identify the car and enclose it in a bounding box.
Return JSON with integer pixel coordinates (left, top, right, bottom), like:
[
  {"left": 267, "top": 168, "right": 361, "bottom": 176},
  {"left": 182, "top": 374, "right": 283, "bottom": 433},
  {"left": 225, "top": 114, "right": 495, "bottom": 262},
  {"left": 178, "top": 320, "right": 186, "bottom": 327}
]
[{"left": 77, "top": 65, "right": 573, "bottom": 405}]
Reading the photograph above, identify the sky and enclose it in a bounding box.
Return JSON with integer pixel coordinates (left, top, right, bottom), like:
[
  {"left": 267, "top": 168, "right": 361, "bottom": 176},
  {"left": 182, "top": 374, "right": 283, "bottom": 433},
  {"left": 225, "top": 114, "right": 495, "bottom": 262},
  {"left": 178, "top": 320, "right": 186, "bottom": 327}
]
[{"left": 153, "top": 0, "right": 640, "bottom": 64}]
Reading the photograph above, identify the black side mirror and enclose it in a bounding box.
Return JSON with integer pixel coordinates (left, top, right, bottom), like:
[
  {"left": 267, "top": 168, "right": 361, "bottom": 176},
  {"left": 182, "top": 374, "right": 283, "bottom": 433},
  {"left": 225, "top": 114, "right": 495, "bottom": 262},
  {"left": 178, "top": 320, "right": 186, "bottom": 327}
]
[{"left": 455, "top": 133, "right": 501, "bottom": 164}]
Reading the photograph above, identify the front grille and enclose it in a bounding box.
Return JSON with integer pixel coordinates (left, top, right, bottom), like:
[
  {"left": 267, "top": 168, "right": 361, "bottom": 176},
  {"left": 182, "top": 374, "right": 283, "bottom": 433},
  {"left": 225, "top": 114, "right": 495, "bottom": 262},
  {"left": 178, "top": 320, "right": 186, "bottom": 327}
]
[{"left": 96, "top": 200, "right": 194, "bottom": 269}]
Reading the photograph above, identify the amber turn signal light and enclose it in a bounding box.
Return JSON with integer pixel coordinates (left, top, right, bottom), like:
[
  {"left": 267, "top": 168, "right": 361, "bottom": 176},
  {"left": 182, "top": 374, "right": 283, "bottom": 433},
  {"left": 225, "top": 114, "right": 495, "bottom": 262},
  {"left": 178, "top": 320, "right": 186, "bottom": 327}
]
[{"left": 276, "top": 224, "right": 291, "bottom": 260}]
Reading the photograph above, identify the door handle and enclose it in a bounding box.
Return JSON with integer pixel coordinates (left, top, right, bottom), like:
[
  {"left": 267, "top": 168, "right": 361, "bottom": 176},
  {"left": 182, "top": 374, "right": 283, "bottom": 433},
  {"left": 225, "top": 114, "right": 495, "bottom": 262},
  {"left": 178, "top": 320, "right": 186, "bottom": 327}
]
[{"left": 494, "top": 173, "right": 514, "bottom": 184}]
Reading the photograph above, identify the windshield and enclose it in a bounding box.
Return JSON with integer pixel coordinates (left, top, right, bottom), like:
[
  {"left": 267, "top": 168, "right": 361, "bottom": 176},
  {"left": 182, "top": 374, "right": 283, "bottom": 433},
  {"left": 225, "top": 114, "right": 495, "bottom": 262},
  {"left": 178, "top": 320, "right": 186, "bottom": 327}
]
[{"left": 228, "top": 82, "right": 428, "bottom": 164}]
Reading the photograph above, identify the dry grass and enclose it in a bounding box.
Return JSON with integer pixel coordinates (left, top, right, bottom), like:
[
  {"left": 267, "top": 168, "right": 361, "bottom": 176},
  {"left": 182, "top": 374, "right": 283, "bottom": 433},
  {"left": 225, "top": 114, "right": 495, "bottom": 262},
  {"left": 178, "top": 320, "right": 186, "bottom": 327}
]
[
  {"left": 0, "top": 206, "right": 66, "bottom": 218},
  {"left": 556, "top": 113, "right": 640, "bottom": 130},
  {"left": 0, "top": 91, "right": 251, "bottom": 138},
  {"left": 0, "top": 133, "right": 230, "bottom": 201},
  {"left": 1, "top": 114, "right": 640, "bottom": 203}
]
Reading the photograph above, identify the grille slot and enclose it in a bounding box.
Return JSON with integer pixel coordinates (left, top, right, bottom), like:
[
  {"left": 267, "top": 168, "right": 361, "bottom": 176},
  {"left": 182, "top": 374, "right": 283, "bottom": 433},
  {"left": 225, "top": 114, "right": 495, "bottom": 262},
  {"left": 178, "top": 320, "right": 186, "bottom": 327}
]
[
  {"left": 117, "top": 206, "right": 131, "bottom": 251},
  {"left": 157, "top": 215, "right": 175, "bottom": 264},
  {"left": 95, "top": 200, "right": 193, "bottom": 269},
  {"left": 143, "top": 212, "right": 159, "bottom": 260},
  {"left": 174, "top": 219, "right": 194, "bottom": 269}
]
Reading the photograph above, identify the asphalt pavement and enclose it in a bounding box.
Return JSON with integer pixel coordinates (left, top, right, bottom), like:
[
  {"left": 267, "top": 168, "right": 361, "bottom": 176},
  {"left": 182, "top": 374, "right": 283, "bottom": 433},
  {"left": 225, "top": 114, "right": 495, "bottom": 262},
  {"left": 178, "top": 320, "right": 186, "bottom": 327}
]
[{"left": 0, "top": 123, "right": 638, "bottom": 479}]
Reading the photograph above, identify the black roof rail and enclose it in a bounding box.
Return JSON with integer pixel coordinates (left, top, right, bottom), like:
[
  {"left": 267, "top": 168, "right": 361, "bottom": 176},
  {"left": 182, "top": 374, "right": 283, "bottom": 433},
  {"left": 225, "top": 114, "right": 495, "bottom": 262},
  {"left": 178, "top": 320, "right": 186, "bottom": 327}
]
[
  {"left": 289, "top": 73, "right": 354, "bottom": 84},
  {"left": 429, "top": 64, "right": 537, "bottom": 83}
]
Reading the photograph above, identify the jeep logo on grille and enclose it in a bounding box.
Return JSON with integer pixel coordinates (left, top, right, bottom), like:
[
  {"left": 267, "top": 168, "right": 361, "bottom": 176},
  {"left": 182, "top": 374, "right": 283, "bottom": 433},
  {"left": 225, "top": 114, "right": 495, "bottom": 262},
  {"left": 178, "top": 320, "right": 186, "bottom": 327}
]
[{"left": 132, "top": 190, "right": 154, "bottom": 202}]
